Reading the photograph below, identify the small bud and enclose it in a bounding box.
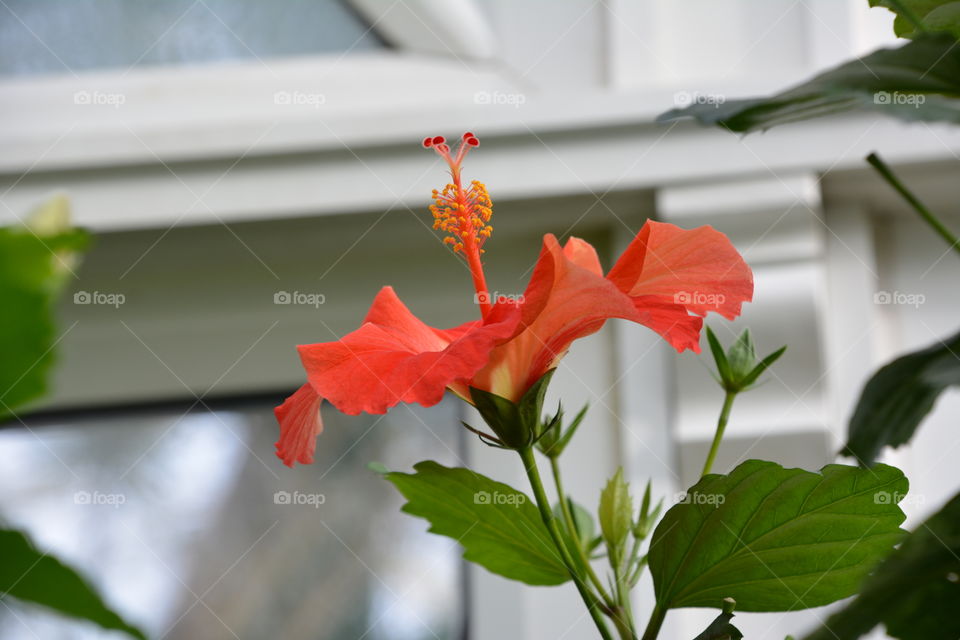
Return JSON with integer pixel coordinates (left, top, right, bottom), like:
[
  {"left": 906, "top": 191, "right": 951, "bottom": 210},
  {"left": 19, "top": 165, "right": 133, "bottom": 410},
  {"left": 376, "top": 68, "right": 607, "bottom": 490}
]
[{"left": 706, "top": 326, "right": 786, "bottom": 394}]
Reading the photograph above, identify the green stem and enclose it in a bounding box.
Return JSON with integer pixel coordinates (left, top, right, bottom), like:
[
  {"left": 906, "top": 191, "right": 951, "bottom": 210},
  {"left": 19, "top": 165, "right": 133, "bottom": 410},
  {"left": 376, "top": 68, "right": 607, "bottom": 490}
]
[
  {"left": 610, "top": 603, "right": 637, "bottom": 640},
  {"left": 640, "top": 603, "right": 666, "bottom": 640},
  {"left": 701, "top": 391, "right": 737, "bottom": 477},
  {"left": 519, "top": 447, "right": 615, "bottom": 640},
  {"left": 611, "top": 563, "right": 638, "bottom": 639},
  {"left": 625, "top": 534, "right": 643, "bottom": 584},
  {"left": 867, "top": 153, "right": 960, "bottom": 257},
  {"left": 549, "top": 456, "right": 615, "bottom": 605}
]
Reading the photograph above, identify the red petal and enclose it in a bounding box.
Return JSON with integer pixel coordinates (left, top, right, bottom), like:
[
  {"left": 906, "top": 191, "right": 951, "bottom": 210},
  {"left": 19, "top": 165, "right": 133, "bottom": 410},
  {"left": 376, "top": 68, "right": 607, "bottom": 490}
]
[
  {"left": 608, "top": 220, "right": 753, "bottom": 320},
  {"left": 471, "top": 235, "right": 643, "bottom": 400},
  {"left": 274, "top": 383, "right": 323, "bottom": 467},
  {"left": 298, "top": 287, "right": 522, "bottom": 416}
]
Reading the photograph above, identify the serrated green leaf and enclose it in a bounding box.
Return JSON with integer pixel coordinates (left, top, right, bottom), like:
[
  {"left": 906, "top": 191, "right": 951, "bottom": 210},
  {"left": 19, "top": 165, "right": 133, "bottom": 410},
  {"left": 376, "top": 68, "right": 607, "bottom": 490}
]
[
  {"left": 599, "top": 467, "right": 632, "bottom": 566},
  {"left": 844, "top": 329, "right": 960, "bottom": 465},
  {"left": 0, "top": 528, "right": 145, "bottom": 639},
  {"left": 649, "top": 460, "right": 908, "bottom": 612},
  {"left": 658, "top": 34, "right": 960, "bottom": 132},
  {"left": 870, "top": 0, "right": 960, "bottom": 39},
  {"left": 801, "top": 490, "right": 960, "bottom": 640},
  {"left": 383, "top": 460, "right": 569, "bottom": 586},
  {"left": 0, "top": 199, "right": 88, "bottom": 420}
]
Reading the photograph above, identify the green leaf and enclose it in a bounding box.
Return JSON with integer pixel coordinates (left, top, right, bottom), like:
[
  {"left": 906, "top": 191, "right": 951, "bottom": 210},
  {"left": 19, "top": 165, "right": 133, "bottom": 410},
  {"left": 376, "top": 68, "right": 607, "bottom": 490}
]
[
  {"left": 693, "top": 599, "right": 743, "bottom": 640},
  {"left": 843, "top": 329, "right": 960, "bottom": 465},
  {"left": 382, "top": 460, "right": 570, "bottom": 586},
  {"left": 801, "top": 490, "right": 960, "bottom": 640},
  {"left": 649, "top": 460, "right": 908, "bottom": 612},
  {"left": 870, "top": 0, "right": 960, "bottom": 39},
  {"left": 554, "top": 498, "right": 596, "bottom": 547},
  {"left": 598, "top": 467, "right": 632, "bottom": 566},
  {"left": 658, "top": 34, "right": 960, "bottom": 132},
  {"left": 0, "top": 528, "right": 145, "bottom": 639},
  {"left": 0, "top": 197, "right": 88, "bottom": 420}
]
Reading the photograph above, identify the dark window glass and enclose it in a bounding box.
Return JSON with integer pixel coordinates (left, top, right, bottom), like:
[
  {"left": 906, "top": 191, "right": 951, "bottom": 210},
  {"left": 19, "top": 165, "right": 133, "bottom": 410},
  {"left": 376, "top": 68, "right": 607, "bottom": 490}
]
[{"left": 0, "top": 0, "right": 387, "bottom": 77}]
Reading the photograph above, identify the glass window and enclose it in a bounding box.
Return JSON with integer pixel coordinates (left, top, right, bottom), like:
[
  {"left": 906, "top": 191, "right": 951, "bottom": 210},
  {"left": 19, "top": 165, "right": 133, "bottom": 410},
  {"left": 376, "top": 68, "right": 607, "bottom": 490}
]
[
  {"left": 0, "top": 397, "right": 465, "bottom": 639},
  {"left": 0, "top": 0, "right": 387, "bottom": 77}
]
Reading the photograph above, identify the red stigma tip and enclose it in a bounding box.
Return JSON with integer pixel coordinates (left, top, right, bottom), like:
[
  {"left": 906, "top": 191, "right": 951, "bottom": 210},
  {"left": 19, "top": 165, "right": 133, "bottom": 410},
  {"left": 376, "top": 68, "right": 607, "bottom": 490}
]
[
  {"left": 466, "top": 136, "right": 479, "bottom": 147},
  {"left": 462, "top": 131, "right": 475, "bottom": 140},
  {"left": 432, "top": 136, "right": 445, "bottom": 145},
  {"left": 422, "top": 137, "right": 433, "bottom": 148}
]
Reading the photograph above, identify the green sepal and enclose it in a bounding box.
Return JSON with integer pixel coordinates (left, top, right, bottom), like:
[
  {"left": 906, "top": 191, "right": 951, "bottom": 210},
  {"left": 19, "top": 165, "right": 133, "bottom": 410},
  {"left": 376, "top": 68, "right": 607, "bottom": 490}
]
[
  {"left": 634, "top": 479, "right": 664, "bottom": 539},
  {"left": 707, "top": 326, "right": 786, "bottom": 393},
  {"left": 469, "top": 369, "right": 557, "bottom": 450},
  {"left": 536, "top": 402, "right": 588, "bottom": 459}
]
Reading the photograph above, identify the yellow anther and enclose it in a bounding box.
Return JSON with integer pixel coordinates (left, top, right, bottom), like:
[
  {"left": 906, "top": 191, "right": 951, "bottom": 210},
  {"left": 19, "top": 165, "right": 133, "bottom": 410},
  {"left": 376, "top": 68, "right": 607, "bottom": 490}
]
[{"left": 429, "top": 175, "right": 493, "bottom": 255}]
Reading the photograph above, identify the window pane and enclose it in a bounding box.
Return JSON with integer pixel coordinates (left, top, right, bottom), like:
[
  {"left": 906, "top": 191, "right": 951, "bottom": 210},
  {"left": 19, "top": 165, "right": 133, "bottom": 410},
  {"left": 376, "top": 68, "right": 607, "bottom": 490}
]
[
  {"left": 0, "top": 400, "right": 465, "bottom": 639},
  {"left": 0, "top": 0, "right": 387, "bottom": 77}
]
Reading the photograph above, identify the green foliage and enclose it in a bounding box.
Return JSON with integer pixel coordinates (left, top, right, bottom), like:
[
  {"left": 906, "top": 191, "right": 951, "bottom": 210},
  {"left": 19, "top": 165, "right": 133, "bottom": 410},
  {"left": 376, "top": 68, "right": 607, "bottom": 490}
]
[
  {"left": 844, "top": 330, "right": 960, "bottom": 465},
  {"left": 0, "top": 528, "right": 146, "bottom": 639},
  {"left": 869, "top": 0, "right": 960, "bottom": 39},
  {"left": 554, "top": 498, "right": 597, "bottom": 552},
  {"left": 634, "top": 480, "right": 663, "bottom": 539},
  {"left": 468, "top": 369, "right": 556, "bottom": 449},
  {"left": 648, "top": 460, "right": 908, "bottom": 612},
  {"left": 536, "top": 403, "right": 588, "bottom": 459},
  {"left": 0, "top": 197, "right": 88, "bottom": 419},
  {"left": 381, "top": 460, "right": 571, "bottom": 585},
  {"left": 693, "top": 598, "right": 743, "bottom": 640},
  {"left": 802, "top": 491, "right": 960, "bottom": 640},
  {"left": 658, "top": 34, "right": 960, "bottom": 132},
  {"left": 598, "top": 467, "right": 633, "bottom": 568},
  {"left": 706, "top": 327, "right": 786, "bottom": 393}
]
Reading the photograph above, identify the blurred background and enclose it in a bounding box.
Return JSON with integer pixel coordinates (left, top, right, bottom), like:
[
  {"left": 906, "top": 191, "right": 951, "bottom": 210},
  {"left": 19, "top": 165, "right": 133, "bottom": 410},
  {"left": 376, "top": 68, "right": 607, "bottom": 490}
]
[{"left": 1, "top": 1, "right": 958, "bottom": 639}]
